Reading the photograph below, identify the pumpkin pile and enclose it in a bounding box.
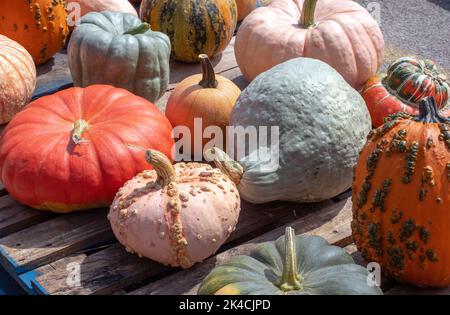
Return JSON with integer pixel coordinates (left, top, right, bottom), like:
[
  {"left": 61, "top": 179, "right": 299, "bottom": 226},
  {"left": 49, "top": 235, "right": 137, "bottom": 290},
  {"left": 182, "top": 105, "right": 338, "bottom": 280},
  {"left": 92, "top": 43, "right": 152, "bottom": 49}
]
[{"left": 0, "top": 0, "right": 449, "bottom": 294}]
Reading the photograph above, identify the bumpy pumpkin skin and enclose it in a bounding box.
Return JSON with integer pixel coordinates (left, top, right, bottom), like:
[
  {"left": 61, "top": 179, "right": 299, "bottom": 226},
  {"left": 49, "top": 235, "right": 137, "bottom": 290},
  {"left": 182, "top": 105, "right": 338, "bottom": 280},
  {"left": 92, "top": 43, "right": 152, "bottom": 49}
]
[
  {"left": 235, "top": 0, "right": 384, "bottom": 88},
  {"left": 68, "top": 12, "right": 171, "bottom": 103},
  {"left": 0, "top": 0, "right": 69, "bottom": 65},
  {"left": 109, "top": 151, "right": 241, "bottom": 268},
  {"left": 198, "top": 230, "right": 382, "bottom": 295},
  {"left": 166, "top": 55, "right": 241, "bottom": 159},
  {"left": 0, "top": 35, "right": 36, "bottom": 124},
  {"left": 66, "top": 0, "right": 137, "bottom": 17},
  {"left": 352, "top": 98, "right": 450, "bottom": 287},
  {"left": 363, "top": 57, "right": 450, "bottom": 127},
  {"left": 222, "top": 58, "right": 372, "bottom": 204},
  {"left": 139, "top": 0, "right": 238, "bottom": 63},
  {"left": 0, "top": 85, "right": 174, "bottom": 213}
]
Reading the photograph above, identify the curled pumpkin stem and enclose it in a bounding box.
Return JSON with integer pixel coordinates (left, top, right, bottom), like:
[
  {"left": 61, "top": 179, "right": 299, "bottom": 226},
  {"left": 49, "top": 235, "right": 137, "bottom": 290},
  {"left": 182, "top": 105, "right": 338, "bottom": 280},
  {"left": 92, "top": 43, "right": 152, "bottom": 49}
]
[
  {"left": 71, "top": 119, "right": 90, "bottom": 145},
  {"left": 145, "top": 149, "right": 177, "bottom": 186},
  {"left": 205, "top": 147, "right": 243, "bottom": 185},
  {"left": 278, "top": 227, "right": 303, "bottom": 291},
  {"left": 198, "top": 54, "right": 218, "bottom": 89}
]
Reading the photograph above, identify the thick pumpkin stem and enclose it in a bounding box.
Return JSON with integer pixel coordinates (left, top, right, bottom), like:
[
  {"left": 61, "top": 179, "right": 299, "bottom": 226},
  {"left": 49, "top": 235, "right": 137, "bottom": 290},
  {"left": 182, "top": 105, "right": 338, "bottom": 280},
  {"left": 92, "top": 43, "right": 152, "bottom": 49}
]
[
  {"left": 199, "top": 54, "right": 218, "bottom": 89},
  {"left": 124, "top": 22, "right": 151, "bottom": 35},
  {"left": 71, "top": 119, "right": 90, "bottom": 145},
  {"left": 415, "top": 97, "right": 450, "bottom": 123},
  {"left": 278, "top": 227, "right": 303, "bottom": 291},
  {"left": 205, "top": 147, "right": 243, "bottom": 185},
  {"left": 145, "top": 150, "right": 177, "bottom": 186},
  {"left": 300, "top": 0, "right": 318, "bottom": 28}
]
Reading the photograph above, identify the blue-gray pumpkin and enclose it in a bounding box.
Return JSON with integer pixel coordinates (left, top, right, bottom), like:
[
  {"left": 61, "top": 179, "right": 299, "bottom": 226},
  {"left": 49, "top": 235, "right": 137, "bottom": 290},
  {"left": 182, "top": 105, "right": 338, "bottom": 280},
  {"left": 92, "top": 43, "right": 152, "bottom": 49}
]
[
  {"left": 68, "top": 12, "right": 170, "bottom": 103},
  {"left": 208, "top": 57, "right": 372, "bottom": 203},
  {"left": 198, "top": 227, "right": 383, "bottom": 295}
]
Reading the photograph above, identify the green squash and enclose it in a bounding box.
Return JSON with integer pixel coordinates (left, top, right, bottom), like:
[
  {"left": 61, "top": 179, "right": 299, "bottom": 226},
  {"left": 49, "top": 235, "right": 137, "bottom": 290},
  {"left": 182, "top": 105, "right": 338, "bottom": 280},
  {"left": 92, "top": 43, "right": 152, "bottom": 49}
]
[
  {"left": 68, "top": 12, "right": 171, "bottom": 103},
  {"left": 207, "top": 57, "right": 372, "bottom": 204},
  {"left": 198, "top": 227, "right": 383, "bottom": 295}
]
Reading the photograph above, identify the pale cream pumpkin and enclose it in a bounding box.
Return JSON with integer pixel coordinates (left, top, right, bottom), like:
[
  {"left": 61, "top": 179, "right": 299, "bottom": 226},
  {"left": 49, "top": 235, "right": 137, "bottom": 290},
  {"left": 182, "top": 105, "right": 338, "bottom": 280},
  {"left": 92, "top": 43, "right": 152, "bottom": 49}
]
[
  {"left": 0, "top": 35, "right": 36, "bottom": 124},
  {"left": 235, "top": 0, "right": 385, "bottom": 88},
  {"left": 108, "top": 150, "right": 241, "bottom": 268}
]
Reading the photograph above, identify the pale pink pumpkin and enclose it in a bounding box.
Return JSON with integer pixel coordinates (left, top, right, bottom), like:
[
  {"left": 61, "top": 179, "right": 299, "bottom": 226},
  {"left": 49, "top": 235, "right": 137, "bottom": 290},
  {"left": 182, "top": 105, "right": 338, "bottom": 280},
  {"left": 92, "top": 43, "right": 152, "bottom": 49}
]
[
  {"left": 108, "top": 150, "right": 241, "bottom": 268},
  {"left": 235, "top": 0, "right": 385, "bottom": 88},
  {"left": 0, "top": 35, "right": 36, "bottom": 124},
  {"left": 67, "top": 0, "right": 137, "bottom": 18}
]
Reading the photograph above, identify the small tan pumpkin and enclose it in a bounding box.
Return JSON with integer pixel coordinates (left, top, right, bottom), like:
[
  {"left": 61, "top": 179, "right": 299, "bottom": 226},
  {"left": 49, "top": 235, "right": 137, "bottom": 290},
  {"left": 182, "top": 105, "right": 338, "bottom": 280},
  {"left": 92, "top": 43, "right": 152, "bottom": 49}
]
[
  {"left": 109, "top": 150, "right": 241, "bottom": 268},
  {"left": 0, "top": 35, "right": 36, "bottom": 124}
]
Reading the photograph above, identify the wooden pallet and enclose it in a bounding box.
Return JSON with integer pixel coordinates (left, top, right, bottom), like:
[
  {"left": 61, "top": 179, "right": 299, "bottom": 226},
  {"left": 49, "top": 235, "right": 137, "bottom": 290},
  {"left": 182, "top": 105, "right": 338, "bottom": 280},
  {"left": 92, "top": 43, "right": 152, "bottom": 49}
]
[{"left": 1, "top": 34, "right": 449, "bottom": 296}]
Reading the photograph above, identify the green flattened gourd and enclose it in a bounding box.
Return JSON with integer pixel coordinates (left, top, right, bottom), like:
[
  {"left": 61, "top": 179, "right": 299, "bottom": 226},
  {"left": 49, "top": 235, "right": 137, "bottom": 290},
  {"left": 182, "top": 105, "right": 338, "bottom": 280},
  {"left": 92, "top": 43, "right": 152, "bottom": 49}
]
[
  {"left": 207, "top": 57, "right": 372, "bottom": 204},
  {"left": 198, "top": 227, "right": 383, "bottom": 295},
  {"left": 68, "top": 12, "right": 170, "bottom": 103}
]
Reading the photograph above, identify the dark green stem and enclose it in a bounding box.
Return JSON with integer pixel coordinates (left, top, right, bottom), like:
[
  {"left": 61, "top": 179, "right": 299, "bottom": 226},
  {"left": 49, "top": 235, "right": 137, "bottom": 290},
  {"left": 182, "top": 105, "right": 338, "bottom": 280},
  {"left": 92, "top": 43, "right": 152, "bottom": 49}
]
[
  {"left": 124, "top": 23, "right": 151, "bottom": 35},
  {"left": 278, "top": 227, "right": 303, "bottom": 291},
  {"left": 300, "top": 0, "right": 318, "bottom": 28},
  {"left": 199, "top": 54, "right": 218, "bottom": 88},
  {"left": 414, "top": 97, "right": 450, "bottom": 123}
]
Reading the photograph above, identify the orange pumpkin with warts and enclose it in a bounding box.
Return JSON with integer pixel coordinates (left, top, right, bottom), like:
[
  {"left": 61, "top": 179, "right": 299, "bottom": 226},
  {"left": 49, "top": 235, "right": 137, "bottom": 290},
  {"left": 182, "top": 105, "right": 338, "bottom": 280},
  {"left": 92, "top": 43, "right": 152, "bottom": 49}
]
[
  {"left": 109, "top": 150, "right": 241, "bottom": 268},
  {"left": 352, "top": 97, "right": 450, "bottom": 287},
  {"left": 166, "top": 55, "right": 241, "bottom": 159},
  {"left": 0, "top": 0, "right": 69, "bottom": 65}
]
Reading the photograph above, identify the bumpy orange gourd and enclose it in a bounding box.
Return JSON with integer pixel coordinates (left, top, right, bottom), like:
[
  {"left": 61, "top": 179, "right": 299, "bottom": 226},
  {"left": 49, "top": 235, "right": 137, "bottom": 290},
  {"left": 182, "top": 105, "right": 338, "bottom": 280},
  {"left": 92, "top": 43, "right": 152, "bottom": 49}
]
[
  {"left": 352, "top": 97, "right": 450, "bottom": 287},
  {"left": 166, "top": 55, "right": 241, "bottom": 159},
  {"left": 0, "top": 0, "right": 69, "bottom": 65},
  {"left": 109, "top": 150, "right": 241, "bottom": 268},
  {"left": 0, "top": 35, "right": 36, "bottom": 124},
  {"left": 235, "top": 0, "right": 384, "bottom": 88}
]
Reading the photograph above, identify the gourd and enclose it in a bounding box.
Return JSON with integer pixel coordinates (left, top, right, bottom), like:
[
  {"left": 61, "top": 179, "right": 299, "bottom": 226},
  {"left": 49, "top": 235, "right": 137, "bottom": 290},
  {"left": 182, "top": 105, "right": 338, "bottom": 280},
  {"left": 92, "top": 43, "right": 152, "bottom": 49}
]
[
  {"left": 207, "top": 57, "right": 372, "bottom": 204},
  {"left": 68, "top": 12, "right": 170, "bottom": 103},
  {"left": 109, "top": 150, "right": 241, "bottom": 268},
  {"left": 198, "top": 227, "right": 383, "bottom": 295},
  {"left": 0, "top": 35, "right": 36, "bottom": 124},
  {"left": 139, "top": 0, "right": 238, "bottom": 63},
  {"left": 66, "top": 0, "right": 138, "bottom": 17},
  {"left": 352, "top": 97, "right": 450, "bottom": 287},
  {"left": 166, "top": 55, "right": 241, "bottom": 159},
  {"left": 0, "top": 85, "right": 174, "bottom": 213},
  {"left": 235, "top": 0, "right": 384, "bottom": 88},
  {"left": 362, "top": 56, "right": 450, "bottom": 127},
  {"left": 0, "top": 0, "right": 69, "bottom": 65}
]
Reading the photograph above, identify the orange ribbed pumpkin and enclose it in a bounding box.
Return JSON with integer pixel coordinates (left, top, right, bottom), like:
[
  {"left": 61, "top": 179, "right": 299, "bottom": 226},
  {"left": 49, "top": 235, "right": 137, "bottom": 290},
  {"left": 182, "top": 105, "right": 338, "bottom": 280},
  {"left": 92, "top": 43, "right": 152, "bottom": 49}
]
[
  {"left": 0, "top": 0, "right": 69, "bottom": 65},
  {"left": 352, "top": 97, "right": 450, "bottom": 287},
  {"left": 0, "top": 35, "right": 36, "bottom": 124}
]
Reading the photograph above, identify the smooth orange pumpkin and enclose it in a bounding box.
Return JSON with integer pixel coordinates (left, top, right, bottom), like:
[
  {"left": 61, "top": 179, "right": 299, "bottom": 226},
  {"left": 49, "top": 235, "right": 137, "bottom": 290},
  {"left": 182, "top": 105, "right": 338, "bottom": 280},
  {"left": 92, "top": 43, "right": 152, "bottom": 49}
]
[
  {"left": 235, "top": 0, "right": 384, "bottom": 88},
  {"left": 0, "top": 85, "right": 174, "bottom": 213},
  {"left": 236, "top": 0, "right": 271, "bottom": 21},
  {"left": 0, "top": 35, "right": 36, "bottom": 124},
  {"left": 0, "top": 0, "right": 69, "bottom": 65},
  {"left": 166, "top": 55, "right": 241, "bottom": 159},
  {"left": 109, "top": 150, "right": 241, "bottom": 268},
  {"left": 352, "top": 97, "right": 450, "bottom": 287}
]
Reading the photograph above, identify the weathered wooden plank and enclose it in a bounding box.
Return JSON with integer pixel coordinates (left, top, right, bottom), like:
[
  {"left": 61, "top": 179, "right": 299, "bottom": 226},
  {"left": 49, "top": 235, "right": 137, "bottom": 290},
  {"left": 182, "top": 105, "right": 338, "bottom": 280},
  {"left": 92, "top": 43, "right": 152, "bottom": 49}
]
[
  {"left": 0, "top": 195, "right": 54, "bottom": 238},
  {"left": 29, "top": 199, "right": 330, "bottom": 295},
  {"left": 130, "top": 198, "right": 353, "bottom": 295},
  {"left": 0, "top": 208, "right": 113, "bottom": 274}
]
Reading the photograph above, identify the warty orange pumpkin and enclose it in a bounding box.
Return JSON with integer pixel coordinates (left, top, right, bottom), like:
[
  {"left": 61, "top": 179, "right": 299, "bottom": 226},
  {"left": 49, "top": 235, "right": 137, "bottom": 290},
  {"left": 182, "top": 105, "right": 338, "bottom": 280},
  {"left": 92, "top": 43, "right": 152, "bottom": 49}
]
[
  {"left": 0, "top": 0, "right": 69, "bottom": 65},
  {"left": 352, "top": 97, "right": 450, "bottom": 287}
]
